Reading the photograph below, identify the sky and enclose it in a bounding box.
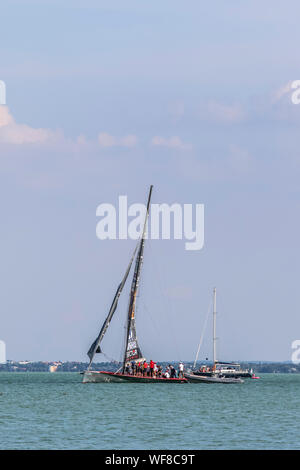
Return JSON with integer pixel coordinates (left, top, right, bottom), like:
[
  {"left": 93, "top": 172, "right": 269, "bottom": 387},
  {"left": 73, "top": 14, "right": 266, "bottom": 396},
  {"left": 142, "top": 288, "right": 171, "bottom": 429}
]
[{"left": 0, "top": 0, "right": 300, "bottom": 362}]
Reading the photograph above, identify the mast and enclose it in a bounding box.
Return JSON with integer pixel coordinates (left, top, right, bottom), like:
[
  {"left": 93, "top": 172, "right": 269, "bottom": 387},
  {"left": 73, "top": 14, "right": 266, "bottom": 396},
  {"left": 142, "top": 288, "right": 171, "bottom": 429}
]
[
  {"left": 213, "top": 287, "right": 217, "bottom": 368},
  {"left": 122, "top": 185, "right": 153, "bottom": 373}
]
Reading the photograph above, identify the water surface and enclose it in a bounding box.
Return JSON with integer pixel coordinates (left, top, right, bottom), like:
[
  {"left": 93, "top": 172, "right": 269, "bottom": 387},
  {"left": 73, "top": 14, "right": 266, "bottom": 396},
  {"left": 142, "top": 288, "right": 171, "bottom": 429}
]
[{"left": 0, "top": 373, "right": 299, "bottom": 449}]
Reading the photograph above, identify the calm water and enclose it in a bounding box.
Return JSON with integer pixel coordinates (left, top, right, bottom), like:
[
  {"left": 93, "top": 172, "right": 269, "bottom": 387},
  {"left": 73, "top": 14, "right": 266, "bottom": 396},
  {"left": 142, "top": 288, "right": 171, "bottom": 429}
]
[{"left": 0, "top": 372, "right": 299, "bottom": 449}]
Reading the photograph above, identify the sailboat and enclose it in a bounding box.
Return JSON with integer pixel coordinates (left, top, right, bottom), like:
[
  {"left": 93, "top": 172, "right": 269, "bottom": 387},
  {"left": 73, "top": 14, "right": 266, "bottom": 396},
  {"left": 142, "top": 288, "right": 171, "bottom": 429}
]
[
  {"left": 184, "top": 288, "right": 245, "bottom": 383},
  {"left": 82, "top": 186, "right": 187, "bottom": 384}
]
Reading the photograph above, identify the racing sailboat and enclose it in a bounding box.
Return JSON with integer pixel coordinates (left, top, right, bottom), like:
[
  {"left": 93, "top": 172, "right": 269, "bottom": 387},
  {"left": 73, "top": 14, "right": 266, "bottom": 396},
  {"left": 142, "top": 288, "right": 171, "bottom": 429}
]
[{"left": 83, "top": 186, "right": 187, "bottom": 383}]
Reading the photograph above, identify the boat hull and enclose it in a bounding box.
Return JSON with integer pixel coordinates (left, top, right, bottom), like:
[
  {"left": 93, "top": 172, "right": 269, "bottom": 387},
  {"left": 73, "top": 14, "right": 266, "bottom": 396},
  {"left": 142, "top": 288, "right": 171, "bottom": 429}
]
[
  {"left": 184, "top": 372, "right": 244, "bottom": 384},
  {"left": 83, "top": 370, "right": 188, "bottom": 383},
  {"left": 193, "top": 371, "right": 252, "bottom": 378}
]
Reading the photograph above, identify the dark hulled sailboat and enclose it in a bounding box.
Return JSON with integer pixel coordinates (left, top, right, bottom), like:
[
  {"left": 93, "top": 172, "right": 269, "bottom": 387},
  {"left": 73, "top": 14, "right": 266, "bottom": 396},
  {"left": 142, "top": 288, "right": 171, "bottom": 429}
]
[{"left": 83, "top": 186, "right": 187, "bottom": 383}]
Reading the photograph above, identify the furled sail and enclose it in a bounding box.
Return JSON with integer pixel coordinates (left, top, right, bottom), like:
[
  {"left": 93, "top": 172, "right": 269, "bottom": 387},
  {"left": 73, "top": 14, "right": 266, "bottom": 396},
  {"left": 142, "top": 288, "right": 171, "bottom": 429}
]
[
  {"left": 122, "top": 185, "right": 153, "bottom": 371},
  {"left": 87, "top": 243, "right": 138, "bottom": 369}
]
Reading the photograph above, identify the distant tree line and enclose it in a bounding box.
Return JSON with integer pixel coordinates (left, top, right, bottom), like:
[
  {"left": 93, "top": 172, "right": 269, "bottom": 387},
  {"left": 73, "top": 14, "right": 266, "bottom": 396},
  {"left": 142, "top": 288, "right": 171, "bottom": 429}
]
[{"left": 0, "top": 361, "right": 300, "bottom": 373}]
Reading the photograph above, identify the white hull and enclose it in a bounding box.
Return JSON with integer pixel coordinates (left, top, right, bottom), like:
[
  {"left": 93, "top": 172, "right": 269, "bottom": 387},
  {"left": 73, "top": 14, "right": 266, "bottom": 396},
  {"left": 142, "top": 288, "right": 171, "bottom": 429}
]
[
  {"left": 82, "top": 371, "right": 125, "bottom": 383},
  {"left": 184, "top": 372, "right": 244, "bottom": 384}
]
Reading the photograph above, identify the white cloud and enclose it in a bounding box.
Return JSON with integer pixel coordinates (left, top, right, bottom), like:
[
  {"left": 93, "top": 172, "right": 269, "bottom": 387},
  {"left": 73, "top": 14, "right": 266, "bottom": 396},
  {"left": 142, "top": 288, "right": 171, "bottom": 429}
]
[
  {"left": 98, "top": 132, "right": 137, "bottom": 148},
  {"left": 0, "top": 107, "right": 139, "bottom": 151},
  {"left": 206, "top": 101, "right": 245, "bottom": 123},
  {"left": 0, "top": 105, "right": 58, "bottom": 145},
  {"left": 272, "top": 81, "right": 293, "bottom": 103},
  {"left": 0, "top": 106, "right": 13, "bottom": 127},
  {"left": 120, "top": 134, "right": 137, "bottom": 147},
  {"left": 76, "top": 134, "right": 87, "bottom": 145},
  {"left": 151, "top": 135, "right": 191, "bottom": 150}
]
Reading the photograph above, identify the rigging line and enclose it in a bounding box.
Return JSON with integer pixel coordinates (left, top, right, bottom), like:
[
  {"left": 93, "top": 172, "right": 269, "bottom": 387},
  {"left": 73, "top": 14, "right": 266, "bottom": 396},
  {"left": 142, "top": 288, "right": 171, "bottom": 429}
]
[
  {"left": 101, "top": 351, "right": 120, "bottom": 364},
  {"left": 147, "top": 242, "right": 182, "bottom": 359},
  {"left": 140, "top": 300, "right": 165, "bottom": 358},
  {"left": 193, "top": 298, "right": 213, "bottom": 369},
  {"left": 100, "top": 293, "right": 129, "bottom": 365},
  {"left": 121, "top": 323, "right": 128, "bottom": 362}
]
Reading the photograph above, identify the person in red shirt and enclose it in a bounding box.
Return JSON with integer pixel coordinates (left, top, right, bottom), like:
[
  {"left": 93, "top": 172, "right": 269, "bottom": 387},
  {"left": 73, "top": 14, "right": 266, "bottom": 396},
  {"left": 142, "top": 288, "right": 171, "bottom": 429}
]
[
  {"left": 150, "top": 360, "right": 154, "bottom": 377},
  {"left": 143, "top": 361, "right": 148, "bottom": 376}
]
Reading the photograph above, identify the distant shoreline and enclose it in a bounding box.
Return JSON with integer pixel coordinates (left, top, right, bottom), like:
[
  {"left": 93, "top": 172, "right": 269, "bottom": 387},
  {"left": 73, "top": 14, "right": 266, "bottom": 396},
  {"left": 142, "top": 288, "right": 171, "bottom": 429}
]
[{"left": 0, "top": 361, "right": 299, "bottom": 373}]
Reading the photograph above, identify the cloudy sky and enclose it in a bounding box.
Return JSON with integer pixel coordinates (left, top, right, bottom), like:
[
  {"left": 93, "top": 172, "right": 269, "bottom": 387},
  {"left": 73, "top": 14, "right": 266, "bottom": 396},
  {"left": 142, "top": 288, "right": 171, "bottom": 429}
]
[{"left": 0, "top": 0, "right": 300, "bottom": 362}]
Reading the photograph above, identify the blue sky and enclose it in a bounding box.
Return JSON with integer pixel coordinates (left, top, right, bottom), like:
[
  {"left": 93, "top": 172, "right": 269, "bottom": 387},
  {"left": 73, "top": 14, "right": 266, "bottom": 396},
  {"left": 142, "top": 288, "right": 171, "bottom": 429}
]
[{"left": 0, "top": 1, "right": 300, "bottom": 362}]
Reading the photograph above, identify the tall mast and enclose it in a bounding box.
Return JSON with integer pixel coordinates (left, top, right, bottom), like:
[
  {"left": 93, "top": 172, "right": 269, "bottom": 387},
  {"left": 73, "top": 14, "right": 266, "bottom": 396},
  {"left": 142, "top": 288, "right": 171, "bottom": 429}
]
[
  {"left": 122, "top": 185, "right": 153, "bottom": 373},
  {"left": 213, "top": 287, "right": 217, "bottom": 367}
]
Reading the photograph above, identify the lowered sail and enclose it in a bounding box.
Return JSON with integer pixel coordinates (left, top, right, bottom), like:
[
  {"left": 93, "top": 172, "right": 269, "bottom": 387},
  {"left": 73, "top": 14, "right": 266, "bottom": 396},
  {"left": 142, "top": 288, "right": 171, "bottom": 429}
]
[
  {"left": 123, "top": 185, "right": 153, "bottom": 370},
  {"left": 87, "top": 243, "right": 138, "bottom": 369}
]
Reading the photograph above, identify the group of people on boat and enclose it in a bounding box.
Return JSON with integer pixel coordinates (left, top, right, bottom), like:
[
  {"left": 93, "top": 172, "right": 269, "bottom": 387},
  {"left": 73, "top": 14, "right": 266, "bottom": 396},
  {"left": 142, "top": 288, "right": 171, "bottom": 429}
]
[
  {"left": 125, "top": 360, "right": 185, "bottom": 379},
  {"left": 198, "top": 365, "right": 213, "bottom": 373}
]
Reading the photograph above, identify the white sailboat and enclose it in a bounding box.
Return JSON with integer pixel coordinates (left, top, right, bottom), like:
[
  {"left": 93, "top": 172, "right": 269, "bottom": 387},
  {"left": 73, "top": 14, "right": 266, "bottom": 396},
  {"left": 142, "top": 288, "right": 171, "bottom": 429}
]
[{"left": 184, "top": 288, "right": 245, "bottom": 383}]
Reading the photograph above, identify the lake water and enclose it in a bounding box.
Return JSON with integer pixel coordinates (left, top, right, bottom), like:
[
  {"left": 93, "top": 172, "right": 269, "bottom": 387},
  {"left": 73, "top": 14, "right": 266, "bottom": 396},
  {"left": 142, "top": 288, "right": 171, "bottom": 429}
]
[{"left": 0, "top": 373, "right": 299, "bottom": 449}]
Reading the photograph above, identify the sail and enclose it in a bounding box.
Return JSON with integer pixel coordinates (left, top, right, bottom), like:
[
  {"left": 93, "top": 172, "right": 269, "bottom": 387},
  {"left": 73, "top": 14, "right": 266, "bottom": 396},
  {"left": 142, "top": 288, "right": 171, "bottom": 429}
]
[
  {"left": 87, "top": 243, "right": 138, "bottom": 368},
  {"left": 123, "top": 248, "right": 145, "bottom": 364},
  {"left": 123, "top": 185, "right": 153, "bottom": 370}
]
